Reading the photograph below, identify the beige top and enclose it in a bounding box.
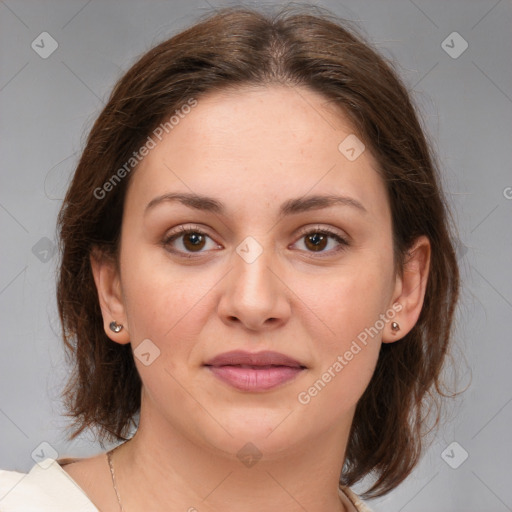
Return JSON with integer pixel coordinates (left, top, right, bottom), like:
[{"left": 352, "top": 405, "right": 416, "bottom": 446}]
[{"left": 0, "top": 458, "right": 372, "bottom": 511}]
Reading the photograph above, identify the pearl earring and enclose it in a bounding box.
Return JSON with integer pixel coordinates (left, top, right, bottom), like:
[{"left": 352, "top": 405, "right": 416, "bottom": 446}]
[
  {"left": 391, "top": 321, "right": 400, "bottom": 332},
  {"left": 109, "top": 321, "right": 123, "bottom": 333}
]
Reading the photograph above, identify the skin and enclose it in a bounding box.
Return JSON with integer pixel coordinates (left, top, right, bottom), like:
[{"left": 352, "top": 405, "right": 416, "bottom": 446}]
[{"left": 63, "top": 84, "right": 430, "bottom": 512}]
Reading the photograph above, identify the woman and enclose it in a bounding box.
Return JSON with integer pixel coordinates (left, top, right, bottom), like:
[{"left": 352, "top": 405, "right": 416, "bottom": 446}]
[{"left": 0, "top": 4, "right": 459, "bottom": 511}]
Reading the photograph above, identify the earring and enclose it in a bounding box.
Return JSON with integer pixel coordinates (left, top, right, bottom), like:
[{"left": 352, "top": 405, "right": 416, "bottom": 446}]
[
  {"left": 391, "top": 322, "right": 400, "bottom": 332},
  {"left": 109, "top": 321, "right": 123, "bottom": 333}
]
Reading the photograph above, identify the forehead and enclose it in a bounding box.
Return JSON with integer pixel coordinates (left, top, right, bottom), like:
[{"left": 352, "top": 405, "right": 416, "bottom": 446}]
[{"left": 126, "top": 85, "right": 388, "bottom": 221}]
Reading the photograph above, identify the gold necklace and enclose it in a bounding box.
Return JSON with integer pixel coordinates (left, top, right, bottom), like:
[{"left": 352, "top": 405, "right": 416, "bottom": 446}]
[{"left": 107, "top": 447, "right": 125, "bottom": 512}]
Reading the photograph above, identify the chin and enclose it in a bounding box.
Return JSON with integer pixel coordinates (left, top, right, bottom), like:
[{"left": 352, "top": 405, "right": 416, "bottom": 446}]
[{"left": 196, "top": 407, "right": 309, "bottom": 459}]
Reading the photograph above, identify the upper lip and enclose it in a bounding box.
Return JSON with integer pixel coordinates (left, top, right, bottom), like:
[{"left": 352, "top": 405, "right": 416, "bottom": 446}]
[{"left": 204, "top": 350, "right": 306, "bottom": 368}]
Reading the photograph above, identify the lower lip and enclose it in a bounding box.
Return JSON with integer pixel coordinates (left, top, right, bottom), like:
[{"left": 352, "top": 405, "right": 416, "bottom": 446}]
[{"left": 206, "top": 365, "right": 305, "bottom": 391}]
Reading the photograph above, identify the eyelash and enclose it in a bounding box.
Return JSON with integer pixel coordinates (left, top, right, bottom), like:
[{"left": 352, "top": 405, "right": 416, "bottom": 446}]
[{"left": 162, "top": 224, "right": 350, "bottom": 259}]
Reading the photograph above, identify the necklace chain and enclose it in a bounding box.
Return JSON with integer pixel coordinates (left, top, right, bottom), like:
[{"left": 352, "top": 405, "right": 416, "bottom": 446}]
[{"left": 107, "top": 447, "right": 125, "bottom": 512}]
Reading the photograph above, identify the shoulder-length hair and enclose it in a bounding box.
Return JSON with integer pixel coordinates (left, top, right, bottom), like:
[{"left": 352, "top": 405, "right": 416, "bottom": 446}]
[{"left": 57, "top": 4, "right": 459, "bottom": 498}]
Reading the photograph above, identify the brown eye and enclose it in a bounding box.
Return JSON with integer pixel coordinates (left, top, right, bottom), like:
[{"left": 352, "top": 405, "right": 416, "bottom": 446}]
[
  {"left": 162, "top": 226, "right": 220, "bottom": 258},
  {"left": 182, "top": 232, "right": 206, "bottom": 252},
  {"left": 304, "top": 233, "right": 328, "bottom": 252},
  {"left": 293, "top": 227, "right": 349, "bottom": 256}
]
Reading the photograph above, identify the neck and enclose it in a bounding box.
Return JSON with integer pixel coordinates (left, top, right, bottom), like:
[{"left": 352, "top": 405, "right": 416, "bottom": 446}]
[{"left": 113, "top": 400, "right": 353, "bottom": 512}]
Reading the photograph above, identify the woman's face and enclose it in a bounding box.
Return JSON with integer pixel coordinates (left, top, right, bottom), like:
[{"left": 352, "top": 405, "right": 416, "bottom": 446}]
[{"left": 112, "top": 85, "right": 400, "bottom": 459}]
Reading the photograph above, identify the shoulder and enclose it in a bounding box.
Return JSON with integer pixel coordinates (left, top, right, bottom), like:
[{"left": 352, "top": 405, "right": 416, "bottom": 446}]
[{"left": 0, "top": 459, "right": 98, "bottom": 511}]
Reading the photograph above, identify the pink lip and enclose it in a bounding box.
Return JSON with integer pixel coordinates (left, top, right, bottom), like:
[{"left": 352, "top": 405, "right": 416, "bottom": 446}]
[{"left": 204, "top": 350, "right": 307, "bottom": 392}]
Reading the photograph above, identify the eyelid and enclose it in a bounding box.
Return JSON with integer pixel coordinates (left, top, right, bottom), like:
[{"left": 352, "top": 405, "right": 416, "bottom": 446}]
[
  {"left": 163, "top": 223, "right": 213, "bottom": 240},
  {"left": 294, "top": 224, "right": 348, "bottom": 241}
]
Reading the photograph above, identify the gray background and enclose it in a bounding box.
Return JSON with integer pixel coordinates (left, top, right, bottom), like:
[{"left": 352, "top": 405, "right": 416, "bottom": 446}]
[{"left": 1, "top": 0, "right": 511, "bottom": 510}]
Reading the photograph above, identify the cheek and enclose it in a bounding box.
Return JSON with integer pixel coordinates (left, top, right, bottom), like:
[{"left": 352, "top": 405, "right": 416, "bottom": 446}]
[
  {"left": 120, "top": 243, "right": 219, "bottom": 350},
  {"left": 292, "top": 258, "right": 392, "bottom": 412},
  {"left": 299, "top": 258, "right": 393, "bottom": 348},
  {"left": 124, "top": 274, "right": 204, "bottom": 339},
  {"left": 121, "top": 260, "right": 217, "bottom": 406}
]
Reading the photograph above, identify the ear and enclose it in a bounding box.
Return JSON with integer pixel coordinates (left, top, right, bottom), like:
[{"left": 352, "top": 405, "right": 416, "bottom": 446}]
[
  {"left": 90, "top": 247, "right": 130, "bottom": 345},
  {"left": 382, "top": 235, "right": 431, "bottom": 343}
]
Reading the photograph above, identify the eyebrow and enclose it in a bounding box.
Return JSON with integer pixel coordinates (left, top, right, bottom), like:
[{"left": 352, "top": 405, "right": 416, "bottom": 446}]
[{"left": 144, "top": 192, "right": 367, "bottom": 217}]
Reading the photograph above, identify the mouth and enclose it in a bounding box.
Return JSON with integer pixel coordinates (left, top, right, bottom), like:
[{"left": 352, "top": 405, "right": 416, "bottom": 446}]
[{"left": 203, "top": 350, "right": 307, "bottom": 392}]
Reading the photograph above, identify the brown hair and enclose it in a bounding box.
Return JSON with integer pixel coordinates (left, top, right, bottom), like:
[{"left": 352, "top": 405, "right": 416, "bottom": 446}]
[{"left": 57, "top": 4, "right": 459, "bottom": 498}]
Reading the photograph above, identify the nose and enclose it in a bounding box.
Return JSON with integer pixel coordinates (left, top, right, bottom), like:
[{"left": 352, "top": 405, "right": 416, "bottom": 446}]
[{"left": 217, "top": 241, "right": 291, "bottom": 332}]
